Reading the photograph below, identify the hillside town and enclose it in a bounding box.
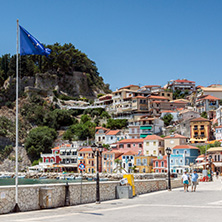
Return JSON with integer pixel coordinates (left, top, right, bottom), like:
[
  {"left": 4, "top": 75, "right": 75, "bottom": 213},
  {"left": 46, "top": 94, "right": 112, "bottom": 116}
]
[{"left": 37, "top": 79, "right": 222, "bottom": 177}]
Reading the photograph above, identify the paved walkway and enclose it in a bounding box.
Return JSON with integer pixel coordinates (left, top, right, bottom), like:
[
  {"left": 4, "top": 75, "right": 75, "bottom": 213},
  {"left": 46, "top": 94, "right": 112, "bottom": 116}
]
[{"left": 1, "top": 177, "right": 222, "bottom": 222}]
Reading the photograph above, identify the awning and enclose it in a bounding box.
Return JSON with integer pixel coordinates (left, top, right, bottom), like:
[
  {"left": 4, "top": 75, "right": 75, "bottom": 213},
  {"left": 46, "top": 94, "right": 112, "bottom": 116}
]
[
  {"left": 213, "top": 162, "right": 222, "bottom": 167},
  {"left": 71, "top": 149, "right": 77, "bottom": 152},
  {"left": 140, "top": 126, "right": 152, "bottom": 130}
]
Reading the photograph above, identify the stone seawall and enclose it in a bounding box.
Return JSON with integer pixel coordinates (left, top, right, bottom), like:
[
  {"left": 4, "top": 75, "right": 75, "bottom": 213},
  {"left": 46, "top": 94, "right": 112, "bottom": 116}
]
[{"left": 0, "top": 179, "right": 183, "bottom": 214}]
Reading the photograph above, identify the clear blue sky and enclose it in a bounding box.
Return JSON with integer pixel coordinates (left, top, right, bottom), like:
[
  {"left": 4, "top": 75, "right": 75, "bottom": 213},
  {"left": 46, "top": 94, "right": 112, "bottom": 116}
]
[{"left": 1, "top": 0, "right": 222, "bottom": 90}]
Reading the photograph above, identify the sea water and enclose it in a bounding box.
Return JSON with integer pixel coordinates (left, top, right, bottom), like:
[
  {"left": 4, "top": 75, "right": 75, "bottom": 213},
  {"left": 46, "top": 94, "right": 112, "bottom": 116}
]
[{"left": 0, "top": 178, "right": 87, "bottom": 186}]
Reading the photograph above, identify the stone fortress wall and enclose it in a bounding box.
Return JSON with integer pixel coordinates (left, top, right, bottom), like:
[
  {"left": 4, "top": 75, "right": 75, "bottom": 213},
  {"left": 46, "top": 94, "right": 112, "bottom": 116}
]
[{"left": 0, "top": 179, "right": 182, "bottom": 214}]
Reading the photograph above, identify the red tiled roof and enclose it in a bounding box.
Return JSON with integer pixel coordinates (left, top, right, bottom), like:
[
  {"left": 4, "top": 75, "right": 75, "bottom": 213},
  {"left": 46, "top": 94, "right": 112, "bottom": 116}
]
[
  {"left": 164, "top": 134, "right": 188, "bottom": 139},
  {"left": 149, "top": 95, "right": 169, "bottom": 100},
  {"left": 161, "top": 110, "right": 177, "bottom": 113},
  {"left": 52, "top": 147, "right": 60, "bottom": 150},
  {"left": 190, "top": 117, "right": 210, "bottom": 122},
  {"left": 117, "top": 139, "right": 144, "bottom": 143},
  {"left": 79, "top": 148, "right": 93, "bottom": 152},
  {"left": 198, "top": 95, "right": 220, "bottom": 101},
  {"left": 95, "top": 127, "right": 109, "bottom": 130},
  {"left": 171, "top": 100, "right": 187, "bottom": 104},
  {"left": 144, "top": 135, "right": 164, "bottom": 140},
  {"left": 106, "top": 130, "right": 120, "bottom": 135},
  {"left": 172, "top": 145, "right": 200, "bottom": 150},
  {"left": 119, "top": 84, "right": 139, "bottom": 90},
  {"left": 142, "top": 85, "right": 161, "bottom": 88},
  {"left": 122, "top": 151, "right": 137, "bottom": 156},
  {"left": 174, "top": 79, "right": 195, "bottom": 83},
  {"left": 153, "top": 155, "right": 167, "bottom": 161}
]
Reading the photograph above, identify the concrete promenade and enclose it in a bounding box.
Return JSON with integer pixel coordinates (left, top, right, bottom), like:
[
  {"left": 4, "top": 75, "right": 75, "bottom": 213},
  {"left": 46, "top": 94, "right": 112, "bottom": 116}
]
[{"left": 1, "top": 177, "right": 222, "bottom": 222}]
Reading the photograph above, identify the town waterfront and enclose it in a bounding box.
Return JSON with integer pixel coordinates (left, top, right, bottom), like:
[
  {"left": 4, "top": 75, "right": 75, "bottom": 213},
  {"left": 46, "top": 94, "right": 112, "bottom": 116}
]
[{"left": 0, "top": 178, "right": 88, "bottom": 186}]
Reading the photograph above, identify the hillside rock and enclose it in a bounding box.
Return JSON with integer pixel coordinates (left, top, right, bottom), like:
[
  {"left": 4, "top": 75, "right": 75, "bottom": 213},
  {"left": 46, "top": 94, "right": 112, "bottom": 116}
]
[{"left": 0, "top": 146, "right": 31, "bottom": 172}]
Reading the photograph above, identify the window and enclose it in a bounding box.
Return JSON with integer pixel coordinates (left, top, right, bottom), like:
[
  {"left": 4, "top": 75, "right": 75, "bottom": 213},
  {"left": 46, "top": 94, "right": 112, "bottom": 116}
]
[
  {"left": 143, "top": 159, "right": 147, "bottom": 166},
  {"left": 170, "top": 159, "right": 173, "bottom": 164},
  {"left": 50, "top": 159, "right": 53, "bottom": 163},
  {"left": 122, "top": 156, "right": 125, "bottom": 159},
  {"left": 136, "top": 159, "right": 141, "bottom": 166},
  {"left": 155, "top": 161, "right": 158, "bottom": 167},
  {"left": 88, "top": 168, "right": 90, "bottom": 173},
  {"left": 111, "top": 136, "right": 113, "bottom": 140},
  {"left": 107, "top": 154, "right": 109, "bottom": 159},
  {"left": 184, "top": 150, "right": 187, "bottom": 155},
  {"left": 133, "top": 143, "right": 136, "bottom": 147},
  {"left": 127, "top": 144, "right": 131, "bottom": 148},
  {"left": 180, "top": 159, "right": 183, "bottom": 163},
  {"left": 153, "top": 150, "right": 156, "bottom": 155},
  {"left": 215, "top": 155, "right": 217, "bottom": 161},
  {"left": 139, "top": 143, "right": 142, "bottom": 148},
  {"left": 161, "top": 161, "right": 164, "bottom": 167},
  {"left": 218, "top": 155, "right": 220, "bottom": 161},
  {"left": 146, "top": 142, "right": 149, "bottom": 146},
  {"left": 153, "top": 142, "right": 156, "bottom": 146},
  {"left": 162, "top": 169, "right": 165, "bottom": 173},
  {"left": 176, "top": 150, "right": 179, "bottom": 154},
  {"left": 45, "top": 159, "right": 49, "bottom": 163},
  {"left": 143, "top": 168, "right": 146, "bottom": 173},
  {"left": 146, "top": 150, "right": 149, "bottom": 155}
]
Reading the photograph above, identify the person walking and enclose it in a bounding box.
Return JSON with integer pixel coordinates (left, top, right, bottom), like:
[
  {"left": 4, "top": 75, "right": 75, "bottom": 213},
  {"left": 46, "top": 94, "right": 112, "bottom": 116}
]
[
  {"left": 216, "top": 170, "right": 219, "bottom": 179},
  {"left": 181, "top": 170, "right": 190, "bottom": 192},
  {"left": 191, "top": 169, "right": 199, "bottom": 192}
]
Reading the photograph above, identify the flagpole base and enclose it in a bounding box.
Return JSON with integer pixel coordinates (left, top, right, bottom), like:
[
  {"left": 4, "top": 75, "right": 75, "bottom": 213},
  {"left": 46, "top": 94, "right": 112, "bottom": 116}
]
[{"left": 13, "top": 203, "right": 20, "bottom": 212}]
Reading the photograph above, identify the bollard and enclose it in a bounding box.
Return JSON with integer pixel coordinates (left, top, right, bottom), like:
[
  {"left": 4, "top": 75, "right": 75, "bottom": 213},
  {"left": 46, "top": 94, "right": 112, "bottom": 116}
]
[{"left": 65, "top": 182, "right": 70, "bottom": 206}]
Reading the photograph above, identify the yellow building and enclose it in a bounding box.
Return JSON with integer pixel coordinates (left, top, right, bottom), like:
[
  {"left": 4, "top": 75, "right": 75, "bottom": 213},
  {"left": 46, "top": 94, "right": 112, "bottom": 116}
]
[
  {"left": 190, "top": 117, "right": 211, "bottom": 143},
  {"left": 134, "top": 156, "right": 156, "bottom": 173},
  {"left": 78, "top": 148, "right": 95, "bottom": 173}
]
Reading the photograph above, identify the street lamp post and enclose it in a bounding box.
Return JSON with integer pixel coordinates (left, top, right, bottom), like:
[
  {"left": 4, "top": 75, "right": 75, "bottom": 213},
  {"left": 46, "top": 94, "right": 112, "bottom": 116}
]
[
  {"left": 209, "top": 155, "right": 212, "bottom": 182},
  {"left": 166, "top": 147, "right": 172, "bottom": 191},
  {"left": 91, "top": 143, "right": 104, "bottom": 204}
]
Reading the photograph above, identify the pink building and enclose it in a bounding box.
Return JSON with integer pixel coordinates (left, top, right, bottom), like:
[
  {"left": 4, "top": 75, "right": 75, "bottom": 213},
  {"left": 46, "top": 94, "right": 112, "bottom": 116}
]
[
  {"left": 115, "top": 138, "right": 143, "bottom": 154},
  {"left": 153, "top": 155, "right": 167, "bottom": 173}
]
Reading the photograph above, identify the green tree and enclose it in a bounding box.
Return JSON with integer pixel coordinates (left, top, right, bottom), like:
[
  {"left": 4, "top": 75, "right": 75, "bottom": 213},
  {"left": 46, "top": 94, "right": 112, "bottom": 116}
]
[
  {"left": 25, "top": 126, "right": 57, "bottom": 161},
  {"left": 106, "top": 119, "right": 128, "bottom": 129},
  {"left": 201, "top": 111, "right": 208, "bottom": 119},
  {"left": 162, "top": 114, "right": 173, "bottom": 126},
  {"left": 80, "top": 114, "right": 91, "bottom": 124}
]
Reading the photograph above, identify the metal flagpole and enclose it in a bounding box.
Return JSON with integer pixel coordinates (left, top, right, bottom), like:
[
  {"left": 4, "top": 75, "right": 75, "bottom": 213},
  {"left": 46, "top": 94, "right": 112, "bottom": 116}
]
[{"left": 13, "top": 19, "right": 20, "bottom": 212}]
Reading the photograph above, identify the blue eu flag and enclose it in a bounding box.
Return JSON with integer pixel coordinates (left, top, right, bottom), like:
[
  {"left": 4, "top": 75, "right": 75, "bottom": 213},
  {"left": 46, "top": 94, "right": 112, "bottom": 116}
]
[{"left": 20, "top": 26, "right": 51, "bottom": 56}]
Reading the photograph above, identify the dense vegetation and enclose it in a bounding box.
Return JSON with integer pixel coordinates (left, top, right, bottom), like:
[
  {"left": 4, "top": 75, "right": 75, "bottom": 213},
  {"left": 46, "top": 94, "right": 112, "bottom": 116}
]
[
  {"left": 0, "top": 43, "right": 111, "bottom": 93},
  {"left": 25, "top": 126, "right": 57, "bottom": 162},
  {"left": 197, "top": 141, "right": 221, "bottom": 154},
  {"left": 162, "top": 113, "right": 173, "bottom": 126}
]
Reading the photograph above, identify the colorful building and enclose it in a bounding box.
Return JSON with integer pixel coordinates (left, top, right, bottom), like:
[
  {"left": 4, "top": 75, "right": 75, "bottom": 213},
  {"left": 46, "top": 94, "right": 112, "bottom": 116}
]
[
  {"left": 143, "top": 135, "right": 164, "bottom": 156},
  {"left": 153, "top": 155, "right": 167, "bottom": 173},
  {"left": 190, "top": 117, "right": 211, "bottom": 143},
  {"left": 134, "top": 155, "right": 155, "bottom": 173},
  {"left": 170, "top": 145, "right": 200, "bottom": 174},
  {"left": 164, "top": 134, "right": 188, "bottom": 150},
  {"left": 115, "top": 138, "right": 143, "bottom": 154}
]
